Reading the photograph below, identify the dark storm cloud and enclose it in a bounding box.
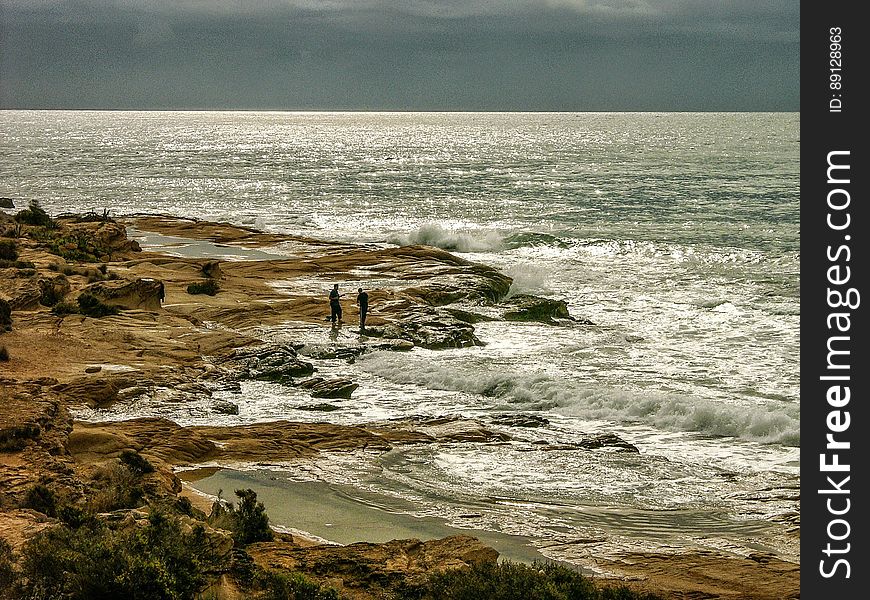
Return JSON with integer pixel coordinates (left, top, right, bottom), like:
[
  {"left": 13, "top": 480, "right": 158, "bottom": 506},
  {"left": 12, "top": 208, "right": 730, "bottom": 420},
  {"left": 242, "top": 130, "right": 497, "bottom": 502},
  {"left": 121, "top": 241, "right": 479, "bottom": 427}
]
[{"left": 0, "top": 1, "right": 798, "bottom": 110}]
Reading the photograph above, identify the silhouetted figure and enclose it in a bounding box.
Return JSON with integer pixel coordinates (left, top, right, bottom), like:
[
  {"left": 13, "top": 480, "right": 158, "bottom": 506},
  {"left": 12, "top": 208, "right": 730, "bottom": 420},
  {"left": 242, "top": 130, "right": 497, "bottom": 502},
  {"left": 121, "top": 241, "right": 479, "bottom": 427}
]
[
  {"left": 329, "top": 284, "right": 343, "bottom": 325},
  {"left": 357, "top": 287, "right": 369, "bottom": 331},
  {"left": 158, "top": 282, "right": 165, "bottom": 304}
]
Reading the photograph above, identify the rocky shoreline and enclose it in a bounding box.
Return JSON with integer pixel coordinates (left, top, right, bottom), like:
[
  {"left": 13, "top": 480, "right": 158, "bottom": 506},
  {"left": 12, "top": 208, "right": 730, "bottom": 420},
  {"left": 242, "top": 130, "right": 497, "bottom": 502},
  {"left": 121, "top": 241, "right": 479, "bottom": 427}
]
[{"left": 0, "top": 207, "right": 798, "bottom": 599}]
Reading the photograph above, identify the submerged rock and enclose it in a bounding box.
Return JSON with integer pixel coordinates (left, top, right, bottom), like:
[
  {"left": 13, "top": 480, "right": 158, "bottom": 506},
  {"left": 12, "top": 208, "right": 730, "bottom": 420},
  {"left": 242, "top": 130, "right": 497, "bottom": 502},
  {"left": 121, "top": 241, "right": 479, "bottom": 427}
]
[
  {"left": 297, "top": 344, "right": 366, "bottom": 361},
  {"left": 297, "top": 403, "right": 342, "bottom": 412},
  {"left": 212, "top": 400, "right": 239, "bottom": 415},
  {"left": 490, "top": 414, "right": 551, "bottom": 428},
  {"left": 231, "top": 344, "right": 315, "bottom": 383},
  {"left": 502, "top": 294, "right": 592, "bottom": 325},
  {"left": 297, "top": 377, "right": 359, "bottom": 399},
  {"left": 537, "top": 432, "right": 639, "bottom": 453},
  {"left": 374, "top": 307, "right": 484, "bottom": 349}
]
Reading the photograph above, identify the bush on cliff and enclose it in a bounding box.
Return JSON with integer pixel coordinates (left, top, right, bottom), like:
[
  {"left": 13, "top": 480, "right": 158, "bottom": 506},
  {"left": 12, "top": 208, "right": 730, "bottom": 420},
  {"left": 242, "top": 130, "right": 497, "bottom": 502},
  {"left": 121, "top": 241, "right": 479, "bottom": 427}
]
[
  {"left": 402, "top": 560, "right": 664, "bottom": 600},
  {"left": 0, "top": 538, "right": 14, "bottom": 597},
  {"left": 50, "top": 301, "right": 80, "bottom": 316},
  {"left": 209, "top": 488, "right": 274, "bottom": 546},
  {"left": 14, "top": 200, "right": 54, "bottom": 228},
  {"left": 253, "top": 568, "right": 340, "bottom": 600},
  {"left": 119, "top": 449, "right": 155, "bottom": 476},
  {"left": 23, "top": 484, "right": 58, "bottom": 518},
  {"left": 15, "top": 509, "right": 218, "bottom": 600},
  {"left": 88, "top": 462, "right": 147, "bottom": 513},
  {"left": 1, "top": 299, "right": 11, "bottom": 332},
  {"left": 0, "top": 346, "right": 9, "bottom": 362},
  {"left": 0, "top": 239, "right": 17, "bottom": 260},
  {"left": 187, "top": 279, "right": 220, "bottom": 296},
  {"left": 77, "top": 292, "right": 120, "bottom": 318}
]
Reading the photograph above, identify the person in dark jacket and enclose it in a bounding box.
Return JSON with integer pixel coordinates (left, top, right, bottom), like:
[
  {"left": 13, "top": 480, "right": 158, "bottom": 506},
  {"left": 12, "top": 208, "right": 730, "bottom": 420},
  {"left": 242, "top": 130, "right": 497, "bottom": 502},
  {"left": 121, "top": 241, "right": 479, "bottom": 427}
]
[
  {"left": 329, "top": 284, "right": 342, "bottom": 325},
  {"left": 356, "top": 287, "right": 369, "bottom": 331}
]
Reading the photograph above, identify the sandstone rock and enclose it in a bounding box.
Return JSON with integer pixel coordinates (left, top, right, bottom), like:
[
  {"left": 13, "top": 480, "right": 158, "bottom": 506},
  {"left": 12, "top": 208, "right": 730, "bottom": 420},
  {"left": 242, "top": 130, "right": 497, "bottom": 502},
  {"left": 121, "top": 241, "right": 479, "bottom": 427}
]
[
  {"left": 84, "top": 277, "right": 164, "bottom": 311},
  {"left": 249, "top": 534, "right": 499, "bottom": 599},
  {"left": 52, "top": 374, "right": 139, "bottom": 409},
  {"left": 62, "top": 220, "right": 141, "bottom": 256}
]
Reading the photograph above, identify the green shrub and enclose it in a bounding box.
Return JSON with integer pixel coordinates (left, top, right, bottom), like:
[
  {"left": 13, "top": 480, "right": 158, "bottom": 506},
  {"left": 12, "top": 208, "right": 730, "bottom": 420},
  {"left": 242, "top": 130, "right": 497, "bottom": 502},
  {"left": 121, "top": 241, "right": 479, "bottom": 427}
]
[
  {"left": 0, "top": 239, "right": 17, "bottom": 261},
  {"left": 17, "top": 509, "right": 219, "bottom": 600},
  {"left": 88, "top": 463, "right": 146, "bottom": 513},
  {"left": 0, "top": 538, "right": 14, "bottom": 597},
  {"left": 14, "top": 200, "right": 54, "bottom": 228},
  {"left": 23, "top": 484, "right": 58, "bottom": 517},
  {"left": 187, "top": 280, "right": 220, "bottom": 296},
  {"left": 119, "top": 450, "right": 155, "bottom": 476},
  {"left": 46, "top": 233, "right": 110, "bottom": 262},
  {"left": 77, "top": 292, "right": 120, "bottom": 318},
  {"left": 254, "top": 568, "right": 340, "bottom": 600},
  {"left": 58, "top": 504, "right": 98, "bottom": 529},
  {"left": 51, "top": 302, "right": 80, "bottom": 316},
  {"left": 404, "top": 560, "right": 664, "bottom": 600},
  {"left": 209, "top": 489, "right": 273, "bottom": 546},
  {"left": 38, "top": 280, "right": 66, "bottom": 307},
  {"left": 0, "top": 299, "right": 11, "bottom": 332}
]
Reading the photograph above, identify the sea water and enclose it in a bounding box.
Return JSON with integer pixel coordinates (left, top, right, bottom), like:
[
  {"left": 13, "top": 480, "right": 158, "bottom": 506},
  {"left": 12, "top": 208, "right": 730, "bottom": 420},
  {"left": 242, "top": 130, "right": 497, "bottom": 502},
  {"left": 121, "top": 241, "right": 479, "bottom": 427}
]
[{"left": 0, "top": 111, "right": 800, "bottom": 564}]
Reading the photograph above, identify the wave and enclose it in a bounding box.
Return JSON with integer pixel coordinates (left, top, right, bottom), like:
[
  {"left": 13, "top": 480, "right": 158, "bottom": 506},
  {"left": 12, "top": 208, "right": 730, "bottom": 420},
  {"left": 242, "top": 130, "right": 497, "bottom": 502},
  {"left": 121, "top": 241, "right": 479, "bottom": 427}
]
[
  {"left": 359, "top": 354, "right": 800, "bottom": 446},
  {"left": 387, "top": 224, "right": 573, "bottom": 253},
  {"left": 388, "top": 224, "right": 506, "bottom": 252}
]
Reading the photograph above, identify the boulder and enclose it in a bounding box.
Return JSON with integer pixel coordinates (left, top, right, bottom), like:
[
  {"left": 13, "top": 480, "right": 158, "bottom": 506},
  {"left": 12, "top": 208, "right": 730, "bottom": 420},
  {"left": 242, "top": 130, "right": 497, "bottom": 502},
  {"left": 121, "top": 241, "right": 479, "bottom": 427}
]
[
  {"left": 231, "top": 344, "right": 315, "bottom": 383},
  {"left": 375, "top": 308, "right": 483, "bottom": 350},
  {"left": 212, "top": 400, "right": 239, "bottom": 415},
  {"left": 297, "top": 377, "right": 359, "bottom": 399},
  {"left": 84, "top": 278, "right": 164, "bottom": 311},
  {"left": 502, "top": 294, "right": 591, "bottom": 325},
  {"left": 0, "top": 197, "right": 15, "bottom": 209}
]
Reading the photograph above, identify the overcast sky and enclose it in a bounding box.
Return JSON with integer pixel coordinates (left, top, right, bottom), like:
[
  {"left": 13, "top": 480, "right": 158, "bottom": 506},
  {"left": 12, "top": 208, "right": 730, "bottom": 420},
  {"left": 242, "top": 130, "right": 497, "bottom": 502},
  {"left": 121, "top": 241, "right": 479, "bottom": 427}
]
[{"left": 0, "top": 0, "right": 799, "bottom": 111}]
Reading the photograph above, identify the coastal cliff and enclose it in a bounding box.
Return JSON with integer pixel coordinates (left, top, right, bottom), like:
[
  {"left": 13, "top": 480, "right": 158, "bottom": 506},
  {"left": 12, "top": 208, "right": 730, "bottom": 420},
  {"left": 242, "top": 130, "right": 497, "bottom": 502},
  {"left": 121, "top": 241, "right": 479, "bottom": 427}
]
[{"left": 0, "top": 207, "right": 798, "bottom": 599}]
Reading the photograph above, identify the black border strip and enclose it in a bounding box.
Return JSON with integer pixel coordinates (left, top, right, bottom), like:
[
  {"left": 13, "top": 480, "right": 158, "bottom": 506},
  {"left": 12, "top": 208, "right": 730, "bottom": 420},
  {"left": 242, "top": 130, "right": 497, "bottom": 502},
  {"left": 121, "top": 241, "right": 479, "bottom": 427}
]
[{"left": 802, "top": 3, "right": 868, "bottom": 596}]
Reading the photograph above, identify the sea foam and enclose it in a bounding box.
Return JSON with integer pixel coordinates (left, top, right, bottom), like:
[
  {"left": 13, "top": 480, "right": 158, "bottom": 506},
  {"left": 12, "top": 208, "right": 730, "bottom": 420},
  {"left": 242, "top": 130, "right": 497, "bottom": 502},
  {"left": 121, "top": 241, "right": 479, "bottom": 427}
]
[{"left": 359, "top": 353, "right": 800, "bottom": 446}]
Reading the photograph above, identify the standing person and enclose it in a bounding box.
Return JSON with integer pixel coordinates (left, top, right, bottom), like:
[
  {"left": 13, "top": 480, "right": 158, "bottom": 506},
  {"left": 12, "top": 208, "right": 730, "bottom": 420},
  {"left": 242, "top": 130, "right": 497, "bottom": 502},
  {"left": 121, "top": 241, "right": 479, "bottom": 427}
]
[
  {"left": 356, "top": 287, "right": 369, "bottom": 331},
  {"left": 329, "top": 284, "right": 342, "bottom": 325}
]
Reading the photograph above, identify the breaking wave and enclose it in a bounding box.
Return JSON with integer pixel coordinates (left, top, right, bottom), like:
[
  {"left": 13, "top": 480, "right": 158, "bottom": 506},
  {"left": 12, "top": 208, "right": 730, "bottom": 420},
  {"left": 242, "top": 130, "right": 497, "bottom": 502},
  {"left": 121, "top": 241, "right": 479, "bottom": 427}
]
[
  {"left": 388, "top": 224, "right": 506, "bottom": 252},
  {"left": 388, "top": 224, "right": 572, "bottom": 253},
  {"left": 359, "top": 353, "right": 800, "bottom": 446}
]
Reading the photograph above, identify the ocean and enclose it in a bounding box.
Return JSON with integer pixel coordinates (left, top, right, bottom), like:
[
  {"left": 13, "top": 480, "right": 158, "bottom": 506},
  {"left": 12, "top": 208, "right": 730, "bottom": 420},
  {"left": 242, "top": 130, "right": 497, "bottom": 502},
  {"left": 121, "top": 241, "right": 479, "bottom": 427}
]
[{"left": 0, "top": 110, "right": 800, "bottom": 565}]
